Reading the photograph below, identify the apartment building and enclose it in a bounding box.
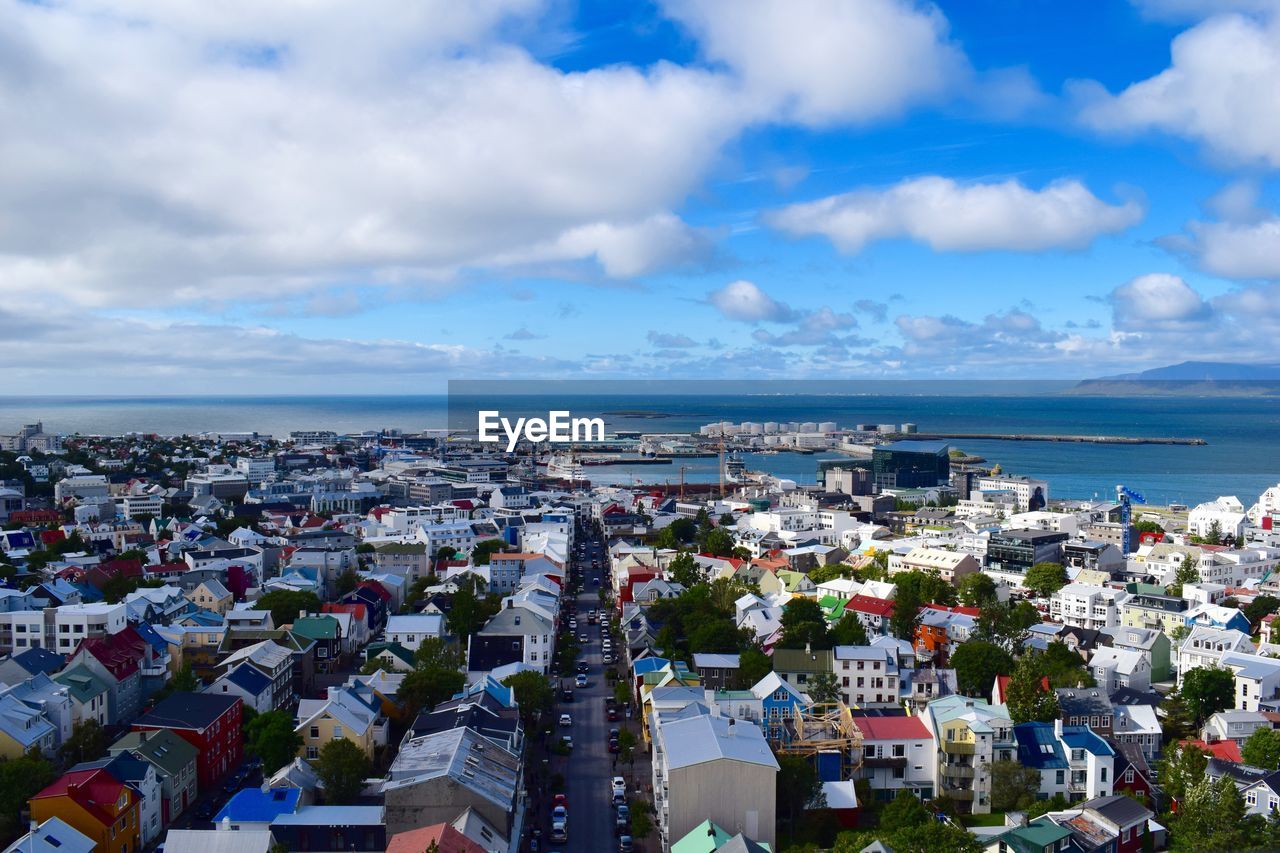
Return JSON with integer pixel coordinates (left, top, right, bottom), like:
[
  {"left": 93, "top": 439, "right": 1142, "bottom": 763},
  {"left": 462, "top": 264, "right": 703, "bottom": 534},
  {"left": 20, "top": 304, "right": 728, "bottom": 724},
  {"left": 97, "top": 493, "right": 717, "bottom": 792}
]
[
  {"left": 833, "top": 646, "right": 901, "bottom": 708},
  {"left": 1051, "top": 584, "right": 1129, "bottom": 631},
  {"left": 853, "top": 715, "right": 934, "bottom": 801},
  {"left": 922, "top": 695, "right": 1015, "bottom": 815}
]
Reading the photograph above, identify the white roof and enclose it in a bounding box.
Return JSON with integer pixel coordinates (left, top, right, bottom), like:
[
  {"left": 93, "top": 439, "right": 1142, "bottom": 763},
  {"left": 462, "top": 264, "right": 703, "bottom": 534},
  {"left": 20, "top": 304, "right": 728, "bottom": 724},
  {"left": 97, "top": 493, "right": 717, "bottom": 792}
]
[
  {"left": 3, "top": 818, "right": 95, "bottom": 853},
  {"left": 161, "top": 830, "right": 272, "bottom": 853},
  {"left": 659, "top": 714, "right": 780, "bottom": 771}
]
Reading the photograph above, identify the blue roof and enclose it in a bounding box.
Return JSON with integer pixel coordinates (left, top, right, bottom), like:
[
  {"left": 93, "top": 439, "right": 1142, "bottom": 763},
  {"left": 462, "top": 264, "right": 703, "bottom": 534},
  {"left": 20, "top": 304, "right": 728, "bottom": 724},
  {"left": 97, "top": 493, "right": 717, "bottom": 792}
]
[
  {"left": 1061, "top": 725, "right": 1115, "bottom": 756},
  {"left": 134, "top": 622, "right": 170, "bottom": 654},
  {"left": 1014, "top": 722, "right": 1068, "bottom": 769},
  {"left": 633, "top": 657, "right": 672, "bottom": 676},
  {"left": 225, "top": 663, "right": 272, "bottom": 696},
  {"left": 186, "top": 609, "right": 225, "bottom": 626},
  {"left": 215, "top": 787, "right": 300, "bottom": 824},
  {"left": 13, "top": 647, "right": 64, "bottom": 676}
]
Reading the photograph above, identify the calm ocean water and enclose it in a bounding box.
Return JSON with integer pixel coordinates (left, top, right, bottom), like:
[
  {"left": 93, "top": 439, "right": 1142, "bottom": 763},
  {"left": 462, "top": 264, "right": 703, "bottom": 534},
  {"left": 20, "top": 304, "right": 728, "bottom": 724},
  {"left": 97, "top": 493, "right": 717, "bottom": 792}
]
[{"left": 1, "top": 394, "right": 1277, "bottom": 505}]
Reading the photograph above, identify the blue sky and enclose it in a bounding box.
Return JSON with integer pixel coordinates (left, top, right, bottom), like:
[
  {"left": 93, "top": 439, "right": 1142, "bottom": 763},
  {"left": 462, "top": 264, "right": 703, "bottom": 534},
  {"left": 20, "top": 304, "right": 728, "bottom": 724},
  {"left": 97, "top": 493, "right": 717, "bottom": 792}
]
[{"left": 1, "top": 0, "right": 1278, "bottom": 392}]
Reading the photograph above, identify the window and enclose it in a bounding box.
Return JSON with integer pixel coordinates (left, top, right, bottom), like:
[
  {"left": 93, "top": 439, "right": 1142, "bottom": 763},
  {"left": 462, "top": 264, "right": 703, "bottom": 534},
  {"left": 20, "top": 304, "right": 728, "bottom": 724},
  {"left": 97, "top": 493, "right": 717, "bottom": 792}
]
[
  {"left": 309, "top": 726, "right": 319, "bottom": 739},
  {"left": 306, "top": 746, "right": 318, "bottom": 759},
  {"left": 1056, "top": 770, "right": 1065, "bottom": 784},
  {"left": 1101, "top": 767, "right": 1108, "bottom": 782},
  {"left": 333, "top": 725, "right": 343, "bottom": 737},
  {"left": 892, "top": 744, "right": 905, "bottom": 758},
  {"left": 1124, "top": 767, "right": 1135, "bottom": 784}
]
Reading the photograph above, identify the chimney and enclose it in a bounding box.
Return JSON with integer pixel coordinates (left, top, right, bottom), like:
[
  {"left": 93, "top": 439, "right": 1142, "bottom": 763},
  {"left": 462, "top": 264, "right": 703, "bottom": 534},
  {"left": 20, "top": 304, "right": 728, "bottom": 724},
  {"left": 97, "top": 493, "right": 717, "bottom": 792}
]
[
  {"left": 805, "top": 641, "right": 811, "bottom": 655},
  {"left": 219, "top": 816, "right": 231, "bottom": 832},
  {"left": 727, "top": 718, "right": 735, "bottom": 737},
  {"left": 1054, "top": 718, "right": 1063, "bottom": 740}
]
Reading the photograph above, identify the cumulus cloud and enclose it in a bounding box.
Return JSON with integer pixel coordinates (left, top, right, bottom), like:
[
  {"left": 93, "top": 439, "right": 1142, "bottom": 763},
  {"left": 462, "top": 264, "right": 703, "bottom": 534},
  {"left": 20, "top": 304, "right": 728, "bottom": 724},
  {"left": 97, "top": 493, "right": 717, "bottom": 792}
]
[
  {"left": 1075, "top": 13, "right": 1280, "bottom": 167},
  {"left": 495, "top": 214, "right": 714, "bottom": 278},
  {"left": 661, "top": 0, "right": 967, "bottom": 126},
  {"left": 706, "top": 280, "right": 799, "bottom": 323},
  {"left": 1110, "top": 273, "right": 1213, "bottom": 330},
  {"left": 765, "top": 177, "right": 1143, "bottom": 254},
  {"left": 646, "top": 331, "right": 700, "bottom": 348},
  {"left": 504, "top": 327, "right": 545, "bottom": 341}
]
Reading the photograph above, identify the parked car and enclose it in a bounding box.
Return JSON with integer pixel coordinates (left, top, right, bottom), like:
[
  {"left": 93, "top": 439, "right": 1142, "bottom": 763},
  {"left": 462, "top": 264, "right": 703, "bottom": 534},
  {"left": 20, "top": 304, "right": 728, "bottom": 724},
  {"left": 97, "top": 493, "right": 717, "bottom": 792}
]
[
  {"left": 619, "top": 835, "right": 633, "bottom": 852},
  {"left": 550, "top": 822, "right": 567, "bottom": 843},
  {"left": 553, "top": 793, "right": 568, "bottom": 809},
  {"left": 560, "top": 713, "right": 573, "bottom": 727},
  {"left": 561, "top": 689, "right": 574, "bottom": 702},
  {"left": 611, "top": 776, "right": 626, "bottom": 795},
  {"left": 607, "top": 706, "right": 620, "bottom": 721},
  {"left": 608, "top": 738, "right": 619, "bottom": 753},
  {"left": 552, "top": 805, "right": 567, "bottom": 822}
]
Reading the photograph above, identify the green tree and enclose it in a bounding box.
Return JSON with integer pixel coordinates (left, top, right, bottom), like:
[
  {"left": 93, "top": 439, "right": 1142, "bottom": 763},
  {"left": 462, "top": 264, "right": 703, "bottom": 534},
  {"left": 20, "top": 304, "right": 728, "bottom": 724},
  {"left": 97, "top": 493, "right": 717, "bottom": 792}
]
[
  {"left": 718, "top": 513, "right": 736, "bottom": 528},
  {"left": 1037, "top": 641, "right": 1094, "bottom": 689},
  {"left": 1205, "top": 520, "right": 1223, "bottom": 546},
  {"left": 779, "top": 597, "right": 833, "bottom": 650},
  {"left": 59, "top": 719, "right": 107, "bottom": 764},
  {"left": 502, "top": 671, "right": 554, "bottom": 731},
  {"left": 1158, "top": 743, "right": 1208, "bottom": 805},
  {"left": 255, "top": 589, "right": 322, "bottom": 627},
  {"left": 701, "top": 527, "right": 737, "bottom": 557},
  {"left": 807, "top": 564, "right": 852, "bottom": 585},
  {"left": 653, "top": 526, "right": 681, "bottom": 551},
  {"left": 246, "top": 710, "right": 304, "bottom": 774},
  {"left": 314, "top": 738, "right": 372, "bottom": 805},
  {"left": 435, "top": 546, "right": 457, "bottom": 562},
  {"left": 831, "top": 612, "right": 869, "bottom": 646},
  {"left": 1133, "top": 520, "right": 1164, "bottom": 535},
  {"left": 975, "top": 600, "right": 1040, "bottom": 653},
  {"left": 446, "top": 580, "right": 496, "bottom": 640},
  {"left": 171, "top": 662, "right": 198, "bottom": 692},
  {"left": 1244, "top": 595, "right": 1280, "bottom": 627},
  {"left": 334, "top": 569, "right": 359, "bottom": 595},
  {"left": 689, "top": 619, "right": 748, "bottom": 654},
  {"left": 413, "top": 637, "right": 462, "bottom": 671},
  {"left": 1180, "top": 666, "right": 1235, "bottom": 725},
  {"left": 1005, "top": 653, "right": 1060, "bottom": 723},
  {"left": 833, "top": 823, "right": 982, "bottom": 853},
  {"left": 613, "top": 679, "right": 632, "bottom": 708},
  {"left": 667, "top": 552, "right": 701, "bottom": 588},
  {"left": 957, "top": 572, "right": 998, "bottom": 607},
  {"left": 737, "top": 648, "right": 772, "bottom": 688},
  {"left": 628, "top": 797, "right": 654, "bottom": 839},
  {"left": 879, "top": 789, "right": 929, "bottom": 832},
  {"left": 991, "top": 759, "right": 1041, "bottom": 811},
  {"left": 892, "top": 570, "right": 957, "bottom": 607},
  {"left": 808, "top": 671, "right": 840, "bottom": 704},
  {"left": 889, "top": 591, "right": 924, "bottom": 642},
  {"left": 951, "top": 639, "right": 1014, "bottom": 697},
  {"left": 471, "top": 538, "right": 507, "bottom": 565},
  {"left": 400, "top": 665, "right": 465, "bottom": 716},
  {"left": 776, "top": 754, "right": 823, "bottom": 835},
  {"left": 1168, "top": 555, "right": 1201, "bottom": 597},
  {"left": 1243, "top": 726, "right": 1280, "bottom": 770},
  {"left": 0, "top": 748, "right": 57, "bottom": 840},
  {"left": 1024, "top": 562, "right": 1068, "bottom": 598}
]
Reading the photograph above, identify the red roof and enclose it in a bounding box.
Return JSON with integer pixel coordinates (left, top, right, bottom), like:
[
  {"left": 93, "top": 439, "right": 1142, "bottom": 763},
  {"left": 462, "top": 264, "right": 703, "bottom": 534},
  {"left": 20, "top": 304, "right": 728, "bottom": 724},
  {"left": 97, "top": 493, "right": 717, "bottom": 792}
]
[
  {"left": 74, "top": 626, "right": 147, "bottom": 681},
  {"left": 993, "top": 674, "right": 1051, "bottom": 703},
  {"left": 1181, "top": 738, "right": 1242, "bottom": 763},
  {"left": 386, "top": 824, "right": 484, "bottom": 853},
  {"left": 698, "top": 554, "right": 746, "bottom": 569},
  {"left": 31, "top": 767, "right": 127, "bottom": 828},
  {"left": 845, "top": 595, "right": 895, "bottom": 617},
  {"left": 323, "top": 602, "right": 368, "bottom": 622},
  {"left": 356, "top": 580, "right": 392, "bottom": 602},
  {"left": 145, "top": 561, "right": 187, "bottom": 576},
  {"left": 852, "top": 715, "right": 930, "bottom": 741},
  {"left": 923, "top": 603, "right": 981, "bottom": 617}
]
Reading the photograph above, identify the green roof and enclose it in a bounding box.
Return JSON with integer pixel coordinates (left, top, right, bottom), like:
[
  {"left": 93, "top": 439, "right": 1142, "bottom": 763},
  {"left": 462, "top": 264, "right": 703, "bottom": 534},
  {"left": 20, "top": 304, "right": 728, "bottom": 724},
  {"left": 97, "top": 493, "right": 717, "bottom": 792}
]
[
  {"left": 368, "top": 641, "right": 415, "bottom": 665},
  {"left": 374, "top": 542, "right": 427, "bottom": 555},
  {"left": 54, "top": 664, "right": 110, "bottom": 703},
  {"left": 111, "top": 728, "right": 198, "bottom": 776},
  {"left": 772, "top": 647, "right": 832, "bottom": 673},
  {"left": 1002, "top": 822, "right": 1073, "bottom": 853},
  {"left": 672, "top": 819, "right": 772, "bottom": 852},
  {"left": 291, "top": 615, "right": 339, "bottom": 640}
]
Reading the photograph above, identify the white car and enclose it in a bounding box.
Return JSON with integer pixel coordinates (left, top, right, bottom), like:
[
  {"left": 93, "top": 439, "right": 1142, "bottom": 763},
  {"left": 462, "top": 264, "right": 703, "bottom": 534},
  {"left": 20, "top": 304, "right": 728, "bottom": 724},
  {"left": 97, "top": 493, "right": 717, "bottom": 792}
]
[
  {"left": 575, "top": 674, "right": 588, "bottom": 688},
  {"left": 611, "top": 776, "right": 626, "bottom": 796},
  {"left": 559, "top": 713, "right": 573, "bottom": 727}
]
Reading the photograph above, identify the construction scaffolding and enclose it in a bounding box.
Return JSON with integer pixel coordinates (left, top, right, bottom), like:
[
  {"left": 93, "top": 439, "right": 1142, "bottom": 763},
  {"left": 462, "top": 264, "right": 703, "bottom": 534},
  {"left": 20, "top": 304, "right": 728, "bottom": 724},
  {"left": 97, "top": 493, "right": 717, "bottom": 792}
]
[{"left": 777, "top": 701, "right": 864, "bottom": 778}]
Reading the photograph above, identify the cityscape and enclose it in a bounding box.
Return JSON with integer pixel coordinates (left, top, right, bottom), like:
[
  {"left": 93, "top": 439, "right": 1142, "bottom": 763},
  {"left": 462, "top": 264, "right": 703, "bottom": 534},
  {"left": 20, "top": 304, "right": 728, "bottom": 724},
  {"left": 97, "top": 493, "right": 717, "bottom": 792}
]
[{"left": 3, "top": 1, "right": 1280, "bottom": 852}]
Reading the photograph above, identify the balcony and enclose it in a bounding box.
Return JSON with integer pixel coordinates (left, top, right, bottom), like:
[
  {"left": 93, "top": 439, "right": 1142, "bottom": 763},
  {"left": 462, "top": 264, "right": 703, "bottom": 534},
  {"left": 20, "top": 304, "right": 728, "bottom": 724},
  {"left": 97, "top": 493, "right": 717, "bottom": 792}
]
[
  {"left": 943, "top": 764, "right": 975, "bottom": 780},
  {"left": 943, "top": 741, "right": 976, "bottom": 755},
  {"left": 863, "top": 756, "right": 908, "bottom": 769},
  {"left": 943, "top": 787, "right": 975, "bottom": 801}
]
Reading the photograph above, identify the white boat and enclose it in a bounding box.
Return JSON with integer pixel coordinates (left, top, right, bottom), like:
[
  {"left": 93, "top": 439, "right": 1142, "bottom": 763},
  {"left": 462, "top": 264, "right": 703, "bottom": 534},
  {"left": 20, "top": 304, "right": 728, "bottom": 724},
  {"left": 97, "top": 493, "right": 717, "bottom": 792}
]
[{"left": 547, "top": 452, "right": 584, "bottom": 480}]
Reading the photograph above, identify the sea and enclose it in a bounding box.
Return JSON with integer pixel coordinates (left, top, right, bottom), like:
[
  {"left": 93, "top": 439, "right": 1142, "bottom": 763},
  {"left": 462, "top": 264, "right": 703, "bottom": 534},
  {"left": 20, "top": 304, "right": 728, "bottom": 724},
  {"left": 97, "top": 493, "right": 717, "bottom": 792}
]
[{"left": 1, "top": 393, "right": 1278, "bottom": 506}]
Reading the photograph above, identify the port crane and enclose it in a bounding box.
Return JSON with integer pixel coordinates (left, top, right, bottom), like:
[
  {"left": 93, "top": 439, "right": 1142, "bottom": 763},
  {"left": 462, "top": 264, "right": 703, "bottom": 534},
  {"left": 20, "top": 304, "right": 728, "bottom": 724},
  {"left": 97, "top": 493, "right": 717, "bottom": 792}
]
[{"left": 1117, "top": 484, "right": 1146, "bottom": 554}]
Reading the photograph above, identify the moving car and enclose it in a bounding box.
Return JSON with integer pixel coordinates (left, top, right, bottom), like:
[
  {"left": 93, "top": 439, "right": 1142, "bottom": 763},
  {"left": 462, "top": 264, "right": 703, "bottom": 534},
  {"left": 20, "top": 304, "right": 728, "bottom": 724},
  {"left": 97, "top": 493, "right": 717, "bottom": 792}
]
[
  {"left": 553, "top": 793, "right": 568, "bottom": 809},
  {"left": 550, "top": 822, "right": 567, "bottom": 843},
  {"left": 578, "top": 633, "right": 588, "bottom": 644},
  {"left": 559, "top": 713, "right": 573, "bottom": 727},
  {"left": 575, "top": 674, "right": 588, "bottom": 688},
  {"left": 561, "top": 689, "right": 574, "bottom": 702}
]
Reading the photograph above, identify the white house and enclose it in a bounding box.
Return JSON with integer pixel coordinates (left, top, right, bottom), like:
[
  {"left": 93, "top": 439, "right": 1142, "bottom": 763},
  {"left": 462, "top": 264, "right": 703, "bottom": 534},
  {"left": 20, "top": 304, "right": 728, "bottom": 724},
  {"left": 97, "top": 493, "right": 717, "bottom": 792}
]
[
  {"left": 384, "top": 614, "right": 445, "bottom": 653},
  {"left": 1188, "top": 496, "right": 1248, "bottom": 542},
  {"left": 1051, "top": 584, "right": 1129, "bottom": 631}
]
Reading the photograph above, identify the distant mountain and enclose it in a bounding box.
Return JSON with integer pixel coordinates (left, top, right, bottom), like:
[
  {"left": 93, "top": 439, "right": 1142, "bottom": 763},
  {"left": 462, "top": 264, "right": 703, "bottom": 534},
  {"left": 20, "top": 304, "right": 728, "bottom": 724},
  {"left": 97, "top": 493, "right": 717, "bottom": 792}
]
[{"left": 1070, "top": 361, "right": 1280, "bottom": 396}]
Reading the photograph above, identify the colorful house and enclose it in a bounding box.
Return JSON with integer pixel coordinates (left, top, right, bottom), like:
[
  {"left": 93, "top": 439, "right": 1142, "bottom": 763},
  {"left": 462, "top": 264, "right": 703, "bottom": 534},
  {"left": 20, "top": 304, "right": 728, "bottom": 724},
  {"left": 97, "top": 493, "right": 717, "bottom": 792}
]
[
  {"left": 132, "top": 693, "right": 243, "bottom": 790},
  {"left": 29, "top": 766, "right": 142, "bottom": 853}
]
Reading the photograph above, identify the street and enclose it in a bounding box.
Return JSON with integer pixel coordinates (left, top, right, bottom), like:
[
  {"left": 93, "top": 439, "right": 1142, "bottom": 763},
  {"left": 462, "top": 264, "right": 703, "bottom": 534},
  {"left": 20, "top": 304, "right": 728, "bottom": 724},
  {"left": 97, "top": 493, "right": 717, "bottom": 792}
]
[{"left": 540, "top": 529, "right": 642, "bottom": 853}]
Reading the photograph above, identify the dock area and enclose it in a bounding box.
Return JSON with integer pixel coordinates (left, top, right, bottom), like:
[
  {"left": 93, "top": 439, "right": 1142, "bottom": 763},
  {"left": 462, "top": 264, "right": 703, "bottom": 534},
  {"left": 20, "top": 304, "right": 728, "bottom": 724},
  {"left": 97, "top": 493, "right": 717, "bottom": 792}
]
[{"left": 901, "top": 432, "right": 1206, "bottom": 445}]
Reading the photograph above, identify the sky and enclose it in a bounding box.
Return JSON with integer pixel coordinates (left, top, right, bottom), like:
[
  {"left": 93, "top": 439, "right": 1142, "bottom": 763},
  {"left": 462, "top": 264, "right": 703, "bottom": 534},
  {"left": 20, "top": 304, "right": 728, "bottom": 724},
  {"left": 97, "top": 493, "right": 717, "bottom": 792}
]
[{"left": 1, "top": 0, "right": 1279, "bottom": 393}]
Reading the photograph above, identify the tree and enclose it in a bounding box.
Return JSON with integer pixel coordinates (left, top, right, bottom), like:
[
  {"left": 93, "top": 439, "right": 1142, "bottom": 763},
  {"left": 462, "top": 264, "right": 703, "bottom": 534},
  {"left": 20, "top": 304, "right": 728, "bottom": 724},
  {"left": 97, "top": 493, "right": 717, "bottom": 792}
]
[
  {"left": 1158, "top": 743, "right": 1208, "bottom": 806},
  {"left": 892, "top": 570, "right": 957, "bottom": 607},
  {"left": 991, "top": 759, "right": 1041, "bottom": 811},
  {"left": 400, "top": 665, "right": 465, "bottom": 716},
  {"left": 701, "top": 527, "right": 737, "bottom": 557},
  {"left": 807, "top": 563, "right": 852, "bottom": 585},
  {"left": 435, "top": 546, "right": 457, "bottom": 562},
  {"left": 1169, "top": 555, "right": 1201, "bottom": 597},
  {"left": 170, "top": 663, "right": 198, "bottom": 692},
  {"left": 446, "top": 581, "right": 496, "bottom": 640},
  {"left": 314, "top": 739, "right": 372, "bottom": 805},
  {"left": 255, "top": 589, "right": 322, "bottom": 627},
  {"left": 246, "top": 710, "right": 304, "bottom": 775},
  {"left": 957, "top": 572, "right": 998, "bottom": 607},
  {"left": 975, "top": 600, "right": 1040, "bottom": 654},
  {"left": 335, "top": 569, "right": 359, "bottom": 596},
  {"left": 1171, "top": 774, "right": 1260, "bottom": 852},
  {"left": 1038, "top": 641, "right": 1094, "bottom": 689},
  {"left": 808, "top": 671, "right": 839, "bottom": 704},
  {"left": 1005, "top": 653, "right": 1060, "bottom": 723},
  {"left": 737, "top": 648, "right": 772, "bottom": 688},
  {"left": 951, "top": 639, "right": 1014, "bottom": 697},
  {"left": 889, "top": 591, "right": 924, "bottom": 642},
  {"left": 413, "top": 637, "right": 462, "bottom": 671},
  {"left": 689, "top": 619, "right": 748, "bottom": 654},
  {"left": 833, "top": 822, "right": 982, "bottom": 853},
  {"left": 653, "top": 526, "right": 681, "bottom": 551},
  {"left": 1244, "top": 595, "right": 1280, "bottom": 627},
  {"left": 879, "top": 789, "right": 929, "bottom": 832},
  {"left": 613, "top": 679, "right": 632, "bottom": 708},
  {"left": 667, "top": 552, "right": 701, "bottom": 588},
  {"left": 0, "top": 748, "right": 56, "bottom": 840},
  {"left": 776, "top": 754, "right": 823, "bottom": 835},
  {"left": 1205, "top": 520, "right": 1223, "bottom": 546},
  {"left": 1243, "top": 726, "right": 1280, "bottom": 771},
  {"left": 59, "top": 719, "right": 107, "bottom": 764},
  {"left": 1180, "top": 666, "right": 1234, "bottom": 724},
  {"left": 779, "top": 597, "right": 833, "bottom": 650},
  {"left": 831, "top": 612, "right": 869, "bottom": 646},
  {"left": 718, "top": 513, "right": 735, "bottom": 527},
  {"left": 1024, "top": 562, "right": 1068, "bottom": 598},
  {"left": 628, "top": 798, "right": 654, "bottom": 840},
  {"left": 502, "top": 671, "right": 554, "bottom": 731},
  {"left": 471, "top": 538, "right": 507, "bottom": 565}
]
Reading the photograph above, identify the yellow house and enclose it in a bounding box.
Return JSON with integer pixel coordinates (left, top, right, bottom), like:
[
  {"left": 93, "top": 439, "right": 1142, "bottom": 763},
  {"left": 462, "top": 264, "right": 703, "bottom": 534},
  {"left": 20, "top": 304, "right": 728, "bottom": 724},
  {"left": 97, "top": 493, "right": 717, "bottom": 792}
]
[
  {"left": 186, "top": 579, "right": 233, "bottom": 615},
  {"left": 29, "top": 766, "right": 141, "bottom": 853},
  {"left": 296, "top": 684, "right": 387, "bottom": 761},
  {"left": 0, "top": 694, "right": 56, "bottom": 759}
]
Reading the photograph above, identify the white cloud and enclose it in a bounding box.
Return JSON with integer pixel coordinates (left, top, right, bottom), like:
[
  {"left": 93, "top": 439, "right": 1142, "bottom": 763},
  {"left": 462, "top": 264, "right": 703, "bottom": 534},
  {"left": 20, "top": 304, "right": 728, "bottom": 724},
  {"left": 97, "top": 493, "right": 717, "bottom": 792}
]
[
  {"left": 766, "top": 177, "right": 1143, "bottom": 254},
  {"left": 646, "top": 331, "right": 699, "bottom": 348},
  {"left": 1109, "top": 273, "right": 1213, "bottom": 330},
  {"left": 1076, "top": 13, "right": 1280, "bottom": 168},
  {"left": 661, "top": 0, "right": 967, "bottom": 126},
  {"left": 706, "top": 280, "right": 799, "bottom": 323},
  {"left": 1185, "top": 218, "right": 1280, "bottom": 279},
  {"left": 1130, "top": 0, "right": 1280, "bottom": 22},
  {"left": 495, "top": 213, "right": 714, "bottom": 278}
]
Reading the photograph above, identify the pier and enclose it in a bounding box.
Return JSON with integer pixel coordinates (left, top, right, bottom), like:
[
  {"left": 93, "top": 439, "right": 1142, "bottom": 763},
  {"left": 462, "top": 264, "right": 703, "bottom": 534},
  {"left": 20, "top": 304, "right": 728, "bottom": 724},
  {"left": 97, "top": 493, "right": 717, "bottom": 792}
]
[{"left": 899, "top": 432, "right": 1206, "bottom": 446}]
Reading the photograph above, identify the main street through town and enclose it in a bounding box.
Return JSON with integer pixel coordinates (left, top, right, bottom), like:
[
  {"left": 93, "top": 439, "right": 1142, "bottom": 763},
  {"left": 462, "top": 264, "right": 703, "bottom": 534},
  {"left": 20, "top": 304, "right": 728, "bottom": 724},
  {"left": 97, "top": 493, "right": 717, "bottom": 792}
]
[{"left": 537, "top": 528, "right": 642, "bottom": 853}]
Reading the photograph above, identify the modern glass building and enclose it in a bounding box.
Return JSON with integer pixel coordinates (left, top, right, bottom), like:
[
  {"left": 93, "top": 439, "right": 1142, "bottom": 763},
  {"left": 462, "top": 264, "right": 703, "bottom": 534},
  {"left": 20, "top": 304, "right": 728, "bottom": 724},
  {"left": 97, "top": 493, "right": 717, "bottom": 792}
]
[{"left": 871, "top": 440, "right": 951, "bottom": 489}]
